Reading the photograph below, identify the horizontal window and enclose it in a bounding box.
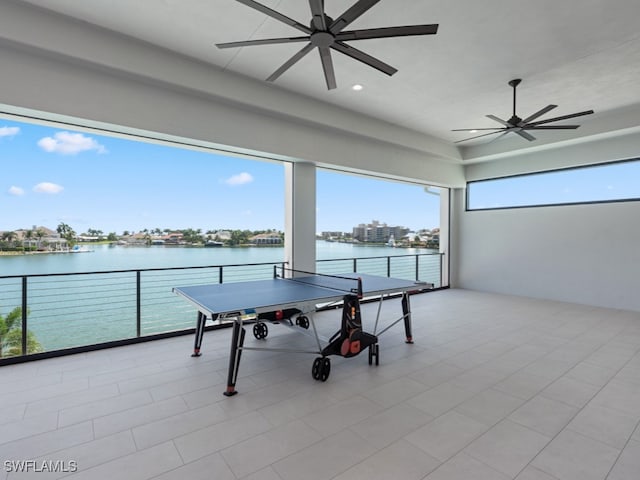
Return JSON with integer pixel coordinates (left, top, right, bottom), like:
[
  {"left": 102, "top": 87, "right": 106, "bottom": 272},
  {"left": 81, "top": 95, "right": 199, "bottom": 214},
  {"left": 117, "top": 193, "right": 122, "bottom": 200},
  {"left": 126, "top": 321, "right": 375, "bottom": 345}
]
[{"left": 466, "top": 158, "right": 640, "bottom": 210}]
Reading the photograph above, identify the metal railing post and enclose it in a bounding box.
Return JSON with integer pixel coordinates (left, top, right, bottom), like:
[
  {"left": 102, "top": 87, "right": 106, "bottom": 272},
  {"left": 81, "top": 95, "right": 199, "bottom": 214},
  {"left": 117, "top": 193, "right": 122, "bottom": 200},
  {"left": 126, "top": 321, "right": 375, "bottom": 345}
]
[
  {"left": 415, "top": 255, "right": 419, "bottom": 281},
  {"left": 21, "top": 276, "right": 27, "bottom": 355},
  {"left": 219, "top": 266, "right": 224, "bottom": 284},
  {"left": 353, "top": 258, "right": 357, "bottom": 272},
  {"left": 136, "top": 271, "right": 141, "bottom": 337},
  {"left": 387, "top": 256, "right": 391, "bottom": 277}
]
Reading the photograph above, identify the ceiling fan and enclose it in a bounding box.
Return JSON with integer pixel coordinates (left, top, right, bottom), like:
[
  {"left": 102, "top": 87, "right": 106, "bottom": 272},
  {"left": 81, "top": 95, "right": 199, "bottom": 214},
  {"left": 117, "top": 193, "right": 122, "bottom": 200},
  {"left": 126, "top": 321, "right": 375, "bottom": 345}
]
[
  {"left": 453, "top": 79, "right": 594, "bottom": 143},
  {"left": 216, "top": 0, "right": 438, "bottom": 90}
]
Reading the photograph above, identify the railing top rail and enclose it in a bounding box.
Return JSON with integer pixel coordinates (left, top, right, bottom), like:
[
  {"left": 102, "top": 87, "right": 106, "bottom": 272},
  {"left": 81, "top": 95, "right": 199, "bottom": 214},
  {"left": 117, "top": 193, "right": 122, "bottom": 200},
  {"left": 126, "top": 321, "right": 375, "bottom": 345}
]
[
  {"left": 318, "top": 252, "right": 442, "bottom": 262},
  {"left": 0, "top": 260, "right": 288, "bottom": 280}
]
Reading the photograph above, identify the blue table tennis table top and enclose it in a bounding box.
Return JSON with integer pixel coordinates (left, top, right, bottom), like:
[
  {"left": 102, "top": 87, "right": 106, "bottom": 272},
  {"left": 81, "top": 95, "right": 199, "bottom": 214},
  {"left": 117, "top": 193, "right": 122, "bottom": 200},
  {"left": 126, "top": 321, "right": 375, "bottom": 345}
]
[{"left": 173, "top": 273, "right": 426, "bottom": 317}]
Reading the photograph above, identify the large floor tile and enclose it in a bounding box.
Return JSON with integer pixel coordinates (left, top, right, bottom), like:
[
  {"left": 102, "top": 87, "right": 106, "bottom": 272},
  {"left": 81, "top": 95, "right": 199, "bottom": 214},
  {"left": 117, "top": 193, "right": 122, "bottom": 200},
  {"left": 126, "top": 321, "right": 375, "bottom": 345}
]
[
  {"left": 566, "top": 403, "right": 638, "bottom": 449},
  {"left": 508, "top": 395, "right": 579, "bottom": 437},
  {"left": 349, "top": 402, "right": 433, "bottom": 449},
  {"left": 62, "top": 441, "right": 183, "bottom": 480},
  {"left": 454, "top": 387, "right": 525, "bottom": 426},
  {"left": 405, "top": 410, "right": 488, "bottom": 461},
  {"left": 540, "top": 376, "right": 601, "bottom": 408},
  {"left": 607, "top": 439, "right": 640, "bottom": 480},
  {"left": 423, "top": 452, "right": 511, "bottom": 480},
  {"left": 272, "top": 429, "right": 377, "bottom": 480},
  {"left": 406, "top": 382, "right": 477, "bottom": 417},
  {"left": 221, "top": 419, "right": 321, "bottom": 478},
  {"left": 332, "top": 439, "right": 440, "bottom": 480},
  {"left": 463, "top": 419, "right": 551, "bottom": 478},
  {"left": 301, "top": 395, "right": 384, "bottom": 437},
  {"left": 531, "top": 430, "right": 620, "bottom": 480},
  {"left": 173, "top": 410, "right": 272, "bottom": 463}
]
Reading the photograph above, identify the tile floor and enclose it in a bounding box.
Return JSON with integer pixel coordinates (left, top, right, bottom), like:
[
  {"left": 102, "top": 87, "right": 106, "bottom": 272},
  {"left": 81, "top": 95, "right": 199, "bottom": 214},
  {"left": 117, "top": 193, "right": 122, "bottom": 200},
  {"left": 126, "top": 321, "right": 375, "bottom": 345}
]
[{"left": 1, "top": 289, "right": 640, "bottom": 480}]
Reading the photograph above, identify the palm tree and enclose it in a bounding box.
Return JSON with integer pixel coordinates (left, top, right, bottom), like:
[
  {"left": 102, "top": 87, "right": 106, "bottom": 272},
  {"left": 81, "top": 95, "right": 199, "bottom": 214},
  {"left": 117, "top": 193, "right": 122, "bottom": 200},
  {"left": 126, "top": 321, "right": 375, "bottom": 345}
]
[
  {"left": 0, "top": 306, "right": 42, "bottom": 358},
  {"left": 35, "top": 228, "right": 46, "bottom": 249},
  {"left": 2, "top": 230, "right": 17, "bottom": 246},
  {"left": 24, "top": 229, "right": 34, "bottom": 250},
  {"left": 57, "top": 222, "right": 77, "bottom": 247}
]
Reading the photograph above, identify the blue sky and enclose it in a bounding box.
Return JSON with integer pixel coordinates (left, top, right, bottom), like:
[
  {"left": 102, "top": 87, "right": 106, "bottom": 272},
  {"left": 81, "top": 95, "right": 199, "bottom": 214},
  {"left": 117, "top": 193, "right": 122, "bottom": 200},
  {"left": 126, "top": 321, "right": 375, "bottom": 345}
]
[
  {"left": 1, "top": 119, "right": 440, "bottom": 234},
  {"left": 468, "top": 161, "right": 640, "bottom": 209}
]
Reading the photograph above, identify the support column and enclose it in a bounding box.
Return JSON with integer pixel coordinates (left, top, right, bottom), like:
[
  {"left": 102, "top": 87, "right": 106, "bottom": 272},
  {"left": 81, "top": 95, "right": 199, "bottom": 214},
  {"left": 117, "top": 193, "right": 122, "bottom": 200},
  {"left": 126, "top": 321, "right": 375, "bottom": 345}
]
[{"left": 284, "top": 162, "right": 316, "bottom": 275}]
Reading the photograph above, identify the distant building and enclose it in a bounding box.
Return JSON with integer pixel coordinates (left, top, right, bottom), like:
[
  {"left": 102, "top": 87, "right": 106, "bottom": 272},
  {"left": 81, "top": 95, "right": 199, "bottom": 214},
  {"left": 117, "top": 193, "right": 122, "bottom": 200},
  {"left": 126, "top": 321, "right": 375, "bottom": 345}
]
[
  {"left": 9, "top": 226, "right": 66, "bottom": 250},
  {"left": 352, "top": 220, "right": 409, "bottom": 243},
  {"left": 163, "top": 232, "right": 184, "bottom": 244},
  {"left": 209, "top": 230, "right": 231, "bottom": 241},
  {"left": 320, "top": 231, "right": 346, "bottom": 241},
  {"left": 250, "top": 233, "right": 282, "bottom": 245}
]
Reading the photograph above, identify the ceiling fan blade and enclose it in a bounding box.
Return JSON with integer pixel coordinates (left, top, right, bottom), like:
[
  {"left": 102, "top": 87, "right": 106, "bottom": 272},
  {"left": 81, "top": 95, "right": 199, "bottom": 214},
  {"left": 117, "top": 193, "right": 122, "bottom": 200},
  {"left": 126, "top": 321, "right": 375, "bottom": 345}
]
[
  {"left": 525, "top": 125, "right": 580, "bottom": 129},
  {"left": 216, "top": 36, "right": 310, "bottom": 48},
  {"left": 521, "top": 104, "right": 557, "bottom": 124},
  {"left": 486, "top": 115, "right": 511, "bottom": 127},
  {"left": 332, "top": 41, "right": 397, "bottom": 75},
  {"left": 309, "top": 0, "right": 327, "bottom": 30},
  {"left": 318, "top": 46, "right": 337, "bottom": 89},
  {"left": 336, "top": 24, "right": 439, "bottom": 41},
  {"left": 235, "top": 0, "right": 311, "bottom": 34},
  {"left": 451, "top": 128, "right": 504, "bottom": 132},
  {"left": 515, "top": 129, "right": 536, "bottom": 141},
  {"left": 486, "top": 131, "right": 511, "bottom": 144},
  {"left": 528, "top": 110, "right": 594, "bottom": 126},
  {"left": 266, "top": 42, "right": 315, "bottom": 82},
  {"left": 454, "top": 130, "right": 504, "bottom": 143},
  {"left": 329, "top": 0, "right": 381, "bottom": 34}
]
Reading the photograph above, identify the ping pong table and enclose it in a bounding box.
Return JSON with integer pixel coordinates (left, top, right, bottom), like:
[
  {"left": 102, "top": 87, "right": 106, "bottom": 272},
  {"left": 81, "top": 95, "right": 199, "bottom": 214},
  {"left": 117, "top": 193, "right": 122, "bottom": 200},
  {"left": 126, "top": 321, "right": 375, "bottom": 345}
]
[{"left": 173, "top": 267, "right": 430, "bottom": 396}]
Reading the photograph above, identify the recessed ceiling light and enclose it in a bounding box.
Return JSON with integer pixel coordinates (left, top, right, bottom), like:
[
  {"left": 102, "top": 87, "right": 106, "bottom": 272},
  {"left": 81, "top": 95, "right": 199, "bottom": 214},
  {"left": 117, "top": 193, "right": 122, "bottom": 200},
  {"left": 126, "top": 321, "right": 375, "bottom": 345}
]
[
  {"left": 351, "top": 84, "right": 363, "bottom": 91},
  {"left": 470, "top": 130, "right": 478, "bottom": 133}
]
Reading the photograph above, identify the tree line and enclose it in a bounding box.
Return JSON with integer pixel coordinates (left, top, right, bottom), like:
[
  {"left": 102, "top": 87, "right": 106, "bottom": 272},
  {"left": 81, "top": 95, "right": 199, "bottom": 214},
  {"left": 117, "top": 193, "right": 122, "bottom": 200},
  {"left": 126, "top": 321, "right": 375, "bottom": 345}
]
[{"left": 1, "top": 224, "right": 284, "bottom": 250}]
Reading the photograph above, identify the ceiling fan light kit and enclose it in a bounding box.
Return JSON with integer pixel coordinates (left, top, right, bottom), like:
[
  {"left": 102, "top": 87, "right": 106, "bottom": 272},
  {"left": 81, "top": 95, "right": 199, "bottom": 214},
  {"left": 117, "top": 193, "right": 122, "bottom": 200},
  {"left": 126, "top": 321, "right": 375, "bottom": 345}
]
[
  {"left": 452, "top": 78, "right": 594, "bottom": 143},
  {"left": 217, "top": 0, "right": 438, "bottom": 90}
]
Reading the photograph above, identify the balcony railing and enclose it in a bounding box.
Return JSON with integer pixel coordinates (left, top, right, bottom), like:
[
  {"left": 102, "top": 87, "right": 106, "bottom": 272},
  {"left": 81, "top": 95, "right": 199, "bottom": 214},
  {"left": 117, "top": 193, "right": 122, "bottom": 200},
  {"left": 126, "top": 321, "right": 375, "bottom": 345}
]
[{"left": 0, "top": 253, "right": 443, "bottom": 363}]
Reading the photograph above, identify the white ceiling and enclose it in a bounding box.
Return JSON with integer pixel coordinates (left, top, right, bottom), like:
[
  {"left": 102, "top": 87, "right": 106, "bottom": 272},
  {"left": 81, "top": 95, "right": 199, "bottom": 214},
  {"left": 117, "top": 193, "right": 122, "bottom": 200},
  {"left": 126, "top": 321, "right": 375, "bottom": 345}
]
[{"left": 15, "top": 0, "right": 640, "bottom": 160}]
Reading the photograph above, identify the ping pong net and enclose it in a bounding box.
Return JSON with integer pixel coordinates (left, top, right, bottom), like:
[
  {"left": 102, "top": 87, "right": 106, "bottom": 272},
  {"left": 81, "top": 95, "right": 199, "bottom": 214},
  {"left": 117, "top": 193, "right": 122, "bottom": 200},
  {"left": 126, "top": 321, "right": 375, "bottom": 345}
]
[{"left": 274, "top": 266, "right": 363, "bottom": 298}]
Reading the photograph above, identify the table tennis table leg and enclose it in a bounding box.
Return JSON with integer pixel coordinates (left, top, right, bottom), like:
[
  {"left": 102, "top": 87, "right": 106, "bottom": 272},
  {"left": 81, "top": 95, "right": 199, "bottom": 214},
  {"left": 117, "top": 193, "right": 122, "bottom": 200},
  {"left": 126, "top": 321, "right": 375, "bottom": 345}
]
[
  {"left": 402, "top": 292, "right": 413, "bottom": 344},
  {"left": 224, "top": 319, "right": 246, "bottom": 396},
  {"left": 191, "top": 311, "right": 210, "bottom": 357}
]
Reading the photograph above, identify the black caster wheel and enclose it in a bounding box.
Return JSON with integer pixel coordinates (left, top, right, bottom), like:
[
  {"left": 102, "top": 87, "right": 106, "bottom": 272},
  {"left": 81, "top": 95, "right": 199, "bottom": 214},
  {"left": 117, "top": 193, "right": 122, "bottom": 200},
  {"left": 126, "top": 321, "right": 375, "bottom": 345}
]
[
  {"left": 312, "top": 357, "right": 322, "bottom": 380},
  {"left": 312, "top": 357, "right": 331, "bottom": 381},
  {"left": 252, "top": 322, "right": 268, "bottom": 339},
  {"left": 296, "top": 315, "right": 310, "bottom": 329},
  {"left": 368, "top": 344, "right": 379, "bottom": 366},
  {"left": 320, "top": 357, "right": 331, "bottom": 381}
]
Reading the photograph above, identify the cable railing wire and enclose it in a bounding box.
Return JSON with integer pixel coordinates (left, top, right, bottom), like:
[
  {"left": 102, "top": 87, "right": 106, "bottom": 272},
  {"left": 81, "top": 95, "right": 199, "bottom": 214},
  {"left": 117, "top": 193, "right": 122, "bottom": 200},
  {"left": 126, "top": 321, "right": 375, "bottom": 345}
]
[{"left": 0, "top": 255, "right": 442, "bottom": 361}]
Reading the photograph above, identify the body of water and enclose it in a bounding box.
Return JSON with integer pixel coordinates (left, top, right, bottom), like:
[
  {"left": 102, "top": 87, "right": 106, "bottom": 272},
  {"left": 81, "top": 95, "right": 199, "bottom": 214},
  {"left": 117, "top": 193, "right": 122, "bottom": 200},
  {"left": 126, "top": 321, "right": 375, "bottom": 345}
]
[{"left": 0, "top": 241, "right": 435, "bottom": 276}]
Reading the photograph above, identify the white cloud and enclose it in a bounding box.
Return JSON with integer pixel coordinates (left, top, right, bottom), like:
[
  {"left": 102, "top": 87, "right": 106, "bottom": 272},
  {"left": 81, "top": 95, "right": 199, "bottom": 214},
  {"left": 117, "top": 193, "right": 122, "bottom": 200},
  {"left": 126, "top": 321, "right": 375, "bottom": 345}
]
[
  {"left": 37, "top": 131, "right": 107, "bottom": 155},
  {"left": 0, "top": 126, "right": 20, "bottom": 138},
  {"left": 224, "top": 172, "right": 254, "bottom": 186},
  {"left": 33, "top": 182, "right": 64, "bottom": 194},
  {"left": 8, "top": 186, "right": 25, "bottom": 196}
]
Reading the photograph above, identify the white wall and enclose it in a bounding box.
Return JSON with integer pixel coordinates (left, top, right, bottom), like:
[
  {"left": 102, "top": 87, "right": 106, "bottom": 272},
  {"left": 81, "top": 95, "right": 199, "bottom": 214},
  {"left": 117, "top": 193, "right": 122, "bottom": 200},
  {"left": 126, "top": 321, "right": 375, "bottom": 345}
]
[{"left": 452, "top": 188, "right": 640, "bottom": 311}]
